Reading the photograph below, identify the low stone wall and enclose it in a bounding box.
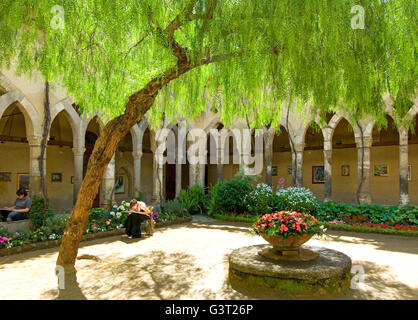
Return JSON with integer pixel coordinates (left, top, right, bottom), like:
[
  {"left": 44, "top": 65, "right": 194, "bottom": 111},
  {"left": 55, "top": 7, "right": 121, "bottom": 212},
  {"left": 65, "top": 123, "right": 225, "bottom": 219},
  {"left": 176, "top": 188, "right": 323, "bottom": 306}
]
[
  {"left": 0, "top": 220, "right": 32, "bottom": 234},
  {"left": 0, "top": 216, "right": 192, "bottom": 257}
]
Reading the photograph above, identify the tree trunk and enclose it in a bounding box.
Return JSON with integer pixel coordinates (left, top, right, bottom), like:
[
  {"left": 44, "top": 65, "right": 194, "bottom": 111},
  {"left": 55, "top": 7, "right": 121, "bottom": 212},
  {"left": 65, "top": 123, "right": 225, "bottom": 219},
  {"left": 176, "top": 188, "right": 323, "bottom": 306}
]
[
  {"left": 39, "top": 81, "right": 51, "bottom": 206},
  {"left": 56, "top": 91, "right": 156, "bottom": 270}
]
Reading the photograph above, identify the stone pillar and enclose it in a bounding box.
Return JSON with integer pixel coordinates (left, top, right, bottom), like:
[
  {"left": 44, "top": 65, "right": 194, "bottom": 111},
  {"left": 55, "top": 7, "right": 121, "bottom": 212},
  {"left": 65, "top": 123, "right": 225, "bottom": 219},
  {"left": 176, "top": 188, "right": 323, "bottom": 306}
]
[
  {"left": 217, "top": 145, "right": 224, "bottom": 182},
  {"left": 355, "top": 136, "right": 372, "bottom": 204},
  {"left": 132, "top": 150, "right": 143, "bottom": 198},
  {"left": 152, "top": 152, "right": 164, "bottom": 203},
  {"left": 100, "top": 154, "right": 116, "bottom": 208},
  {"left": 264, "top": 130, "right": 274, "bottom": 187},
  {"left": 399, "top": 127, "right": 409, "bottom": 205},
  {"left": 175, "top": 161, "right": 182, "bottom": 199},
  {"left": 72, "top": 147, "right": 86, "bottom": 203},
  {"left": 323, "top": 140, "right": 332, "bottom": 202},
  {"left": 28, "top": 136, "right": 43, "bottom": 198},
  {"left": 291, "top": 144, "right": 304, "bottom": 187}
]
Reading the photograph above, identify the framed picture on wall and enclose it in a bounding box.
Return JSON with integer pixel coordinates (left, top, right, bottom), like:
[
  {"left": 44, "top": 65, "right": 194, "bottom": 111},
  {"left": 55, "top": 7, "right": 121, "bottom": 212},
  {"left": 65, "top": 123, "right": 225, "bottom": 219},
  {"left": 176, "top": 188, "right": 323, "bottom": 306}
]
[
  {"left": 0, "top": 172, "right": 11, "bottom": 181},
  {"left": 272, "top": 166, "right": 277, "bottom": 176},
  {"left": 374, "top": 165, "right": 389, "bottom": 177},
  {"left": 115, "top": 175, "right": 126, "bottom": 194},
  {"left": 17, "top": 173, "right": 30, "bottom": 191},
  {"left": 408, "top": 165, "right": 411, "bottom": 181},
  {"left": 312, "top": 166, "right": 325, "bottom": 184},
  {"left": 51, "top": 173, "right": 62, "bottom": 182},
  {"left": 341, "top": 165, "right": 350, "bottom": 176}
]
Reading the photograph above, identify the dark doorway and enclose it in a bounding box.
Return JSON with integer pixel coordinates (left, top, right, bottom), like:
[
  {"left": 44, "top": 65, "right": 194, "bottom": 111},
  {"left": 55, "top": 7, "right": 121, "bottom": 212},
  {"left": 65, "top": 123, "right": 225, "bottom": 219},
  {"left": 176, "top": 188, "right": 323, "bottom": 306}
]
[
  {"left": 166, "top": 164, "right": 176, "bottom": 200},
  {"left": 84, "top": 131, "right": 100, "bottom": 207}
]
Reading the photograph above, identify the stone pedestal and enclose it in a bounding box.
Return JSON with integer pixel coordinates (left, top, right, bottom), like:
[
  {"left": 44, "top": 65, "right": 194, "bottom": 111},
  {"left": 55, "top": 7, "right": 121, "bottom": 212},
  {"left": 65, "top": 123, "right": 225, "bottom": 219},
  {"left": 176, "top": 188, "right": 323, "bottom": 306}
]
[{"left": 229, "top": 244, "right": 352, "bottom": 299}]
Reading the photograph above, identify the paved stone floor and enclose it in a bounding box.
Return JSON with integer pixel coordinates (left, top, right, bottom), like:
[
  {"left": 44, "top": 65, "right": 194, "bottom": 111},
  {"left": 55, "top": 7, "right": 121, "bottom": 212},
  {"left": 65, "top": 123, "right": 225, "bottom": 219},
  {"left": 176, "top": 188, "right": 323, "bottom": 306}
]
[{"left": 0, "top": 215, "right": 417, "bottom": 300}]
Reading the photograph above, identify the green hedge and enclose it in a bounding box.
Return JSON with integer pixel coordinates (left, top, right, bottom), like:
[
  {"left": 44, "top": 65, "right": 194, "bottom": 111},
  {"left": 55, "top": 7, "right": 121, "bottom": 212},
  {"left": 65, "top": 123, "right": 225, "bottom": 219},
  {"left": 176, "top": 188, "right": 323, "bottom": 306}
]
[{"left": 211, "top": 214, "right": 418, "bottom": 237}]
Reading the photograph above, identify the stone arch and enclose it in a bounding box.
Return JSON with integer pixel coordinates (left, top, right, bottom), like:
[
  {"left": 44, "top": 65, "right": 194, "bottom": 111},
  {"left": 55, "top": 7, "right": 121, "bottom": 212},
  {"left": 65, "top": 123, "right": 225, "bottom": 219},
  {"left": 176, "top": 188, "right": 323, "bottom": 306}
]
[
  {"left": 0, "top": 90, "right": 41, "bottom": 140},
  {"left": 50, "top": 98, "right": 83, "bottom": 148},
  {"left": 81, "top": 113, "right": 104, "bottom": 139}
]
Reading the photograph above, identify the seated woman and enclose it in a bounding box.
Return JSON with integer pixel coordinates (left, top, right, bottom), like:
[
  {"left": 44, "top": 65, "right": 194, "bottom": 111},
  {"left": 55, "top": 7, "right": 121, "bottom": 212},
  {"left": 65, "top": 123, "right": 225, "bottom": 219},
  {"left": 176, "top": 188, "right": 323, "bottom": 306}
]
[
  {"left": 1, "top": 188, "right": 32, "bottom": 222},
  {"left": 124, "top": 199, "right": 154, "bottom": 238}
]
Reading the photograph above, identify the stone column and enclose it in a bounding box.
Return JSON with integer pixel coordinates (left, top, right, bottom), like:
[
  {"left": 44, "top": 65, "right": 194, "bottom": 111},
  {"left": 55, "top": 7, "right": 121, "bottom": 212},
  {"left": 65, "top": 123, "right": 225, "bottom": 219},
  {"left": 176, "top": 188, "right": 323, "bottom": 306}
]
[
  {"left": 175, "top": 161, "right": 182, "bottom": 199},
  {"left": 264, "top": 130, "right": 274, "bottom": 187},
  {"left": 323, "top": 139, "right": 332, "bottom": 202},
  {"left": 72, "top": 147, "right": 86, "bottom": 203},
  {"left": 132, "top": 150, "right": 143, "bottom": 198},
  {"left": 399, "top": 127, "right": 409, "bottom": 205},
  {"left": 355, "top": 136, "right": 372, "bottom": 204},
  {"left": 28, "top": 136, "right": 43, "bottom": 198},
  {"left": 217, "top": 145, "right": 224, "bottom": 182},
  {"left": 100, "top": 154, "right": 115, "bottom": 208},
  {"left": 152, "top": 152, "right": 164, "bottom": 203},
  {"left": 291, "top": 144, "right": 304, "bottom": 187}
]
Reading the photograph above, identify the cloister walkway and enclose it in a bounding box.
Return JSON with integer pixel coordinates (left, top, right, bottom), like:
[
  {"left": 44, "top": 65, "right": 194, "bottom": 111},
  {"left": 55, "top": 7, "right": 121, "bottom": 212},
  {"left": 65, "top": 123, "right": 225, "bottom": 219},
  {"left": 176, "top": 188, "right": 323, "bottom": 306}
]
[{"left": 0, "top": 216, "right": 417, "bottom": 300}]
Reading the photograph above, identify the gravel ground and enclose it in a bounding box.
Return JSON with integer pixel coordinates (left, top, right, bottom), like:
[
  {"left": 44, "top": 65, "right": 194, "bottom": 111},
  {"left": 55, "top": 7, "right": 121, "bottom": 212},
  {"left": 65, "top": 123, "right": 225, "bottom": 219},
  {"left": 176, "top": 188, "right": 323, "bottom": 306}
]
[{"left": 0, "top": 215, "right": 417, "bottom": 300}]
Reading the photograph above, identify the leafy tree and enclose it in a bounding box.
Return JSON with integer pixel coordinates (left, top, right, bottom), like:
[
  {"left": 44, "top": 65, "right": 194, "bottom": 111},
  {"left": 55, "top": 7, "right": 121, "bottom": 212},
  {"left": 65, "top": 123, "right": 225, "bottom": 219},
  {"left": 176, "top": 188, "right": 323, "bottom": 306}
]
[{"left": 0, "top": 0, "right": 416, "bottom": 270}]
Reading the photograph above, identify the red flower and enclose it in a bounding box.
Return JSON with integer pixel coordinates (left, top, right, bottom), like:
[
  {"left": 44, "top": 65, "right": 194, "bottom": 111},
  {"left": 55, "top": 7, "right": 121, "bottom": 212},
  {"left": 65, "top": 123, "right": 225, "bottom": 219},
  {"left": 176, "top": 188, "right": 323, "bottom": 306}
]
[{"left": 280, "top": 224, "right": 288, "bottom": 232}]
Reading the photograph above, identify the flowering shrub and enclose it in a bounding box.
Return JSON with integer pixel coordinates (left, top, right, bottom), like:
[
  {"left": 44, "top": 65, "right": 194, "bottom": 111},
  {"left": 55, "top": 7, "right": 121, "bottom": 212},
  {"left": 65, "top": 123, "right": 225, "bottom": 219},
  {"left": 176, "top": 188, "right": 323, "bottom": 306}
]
[
  {"left": 276, "top": 187, "right": 319, "bottom": 214},
  {"left": 161, "top": 201, "right": 189, "bottom": 221},
  {"left": 245, "top": 183, "right": 281, "bottom": 215},
  {"left": 252, "top": 211, "right": 326, "bottom": 238}
]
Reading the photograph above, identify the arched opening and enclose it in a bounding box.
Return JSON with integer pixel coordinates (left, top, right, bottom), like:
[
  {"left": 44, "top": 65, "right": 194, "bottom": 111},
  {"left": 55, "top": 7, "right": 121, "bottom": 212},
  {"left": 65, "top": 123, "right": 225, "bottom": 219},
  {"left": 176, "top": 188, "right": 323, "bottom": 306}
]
[
  {"left": 270, "top": 126, "right": 291, "bottom": 191},
  {"left": 408, "top": 116, "right": 418, "bottom": 204},
  {"left": 165, "top": 125, "right": 176, "bottom": 201},
  {"left": 205, "top": 125, "right": 219, "bottom": 190},
  {"left": 332, "top": 118, "right": 357, "bottom": 204},
  {"left": 0, "top": 103, "right": 30, "bottom": 205},
  {"left": 116, "top": 132, "right": 134, "bottom": 202},
  {"left": 141, "top": 127, "right": 153, "bottom": 202},
  {"left": 47, "top": 111, "right": 74, "bottom": 211},
  {"left": 84, "top": 117, "right": 102, "bottom": 207},
  {"left": 370, "top": 115, "right": 399, "bottom": 205},
  {"left": 304, "top": 122, "right": 324, "bottom": 200}
]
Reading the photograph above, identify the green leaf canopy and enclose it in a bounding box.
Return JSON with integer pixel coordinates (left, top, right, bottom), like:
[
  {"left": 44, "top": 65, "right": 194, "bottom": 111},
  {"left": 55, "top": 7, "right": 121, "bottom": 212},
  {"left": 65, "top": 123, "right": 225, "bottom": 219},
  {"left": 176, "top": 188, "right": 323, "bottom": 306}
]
[{"left": 0, "top": 0, "right": 416, "bottom": 127}]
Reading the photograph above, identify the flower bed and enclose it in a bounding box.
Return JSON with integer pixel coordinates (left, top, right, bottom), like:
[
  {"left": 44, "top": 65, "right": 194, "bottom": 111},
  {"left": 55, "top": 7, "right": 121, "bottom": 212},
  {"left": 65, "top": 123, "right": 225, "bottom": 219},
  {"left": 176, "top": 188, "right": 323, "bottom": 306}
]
[
  {"left": 0, "top": 200, "right": 191, "bottom": 251},
  {"left": 252, "top": 211, "right": 325, "bottom": 237},
  {"left": 0, "top": 216, "right": 192, "bottom": 257}
]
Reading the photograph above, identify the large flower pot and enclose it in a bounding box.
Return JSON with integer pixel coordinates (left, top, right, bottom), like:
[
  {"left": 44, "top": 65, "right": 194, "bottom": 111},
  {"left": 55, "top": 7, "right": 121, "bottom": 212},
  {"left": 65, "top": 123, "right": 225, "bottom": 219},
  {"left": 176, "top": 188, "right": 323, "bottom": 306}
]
[{"left": 261, "top": 233, "right": 313, "bottom": 256}]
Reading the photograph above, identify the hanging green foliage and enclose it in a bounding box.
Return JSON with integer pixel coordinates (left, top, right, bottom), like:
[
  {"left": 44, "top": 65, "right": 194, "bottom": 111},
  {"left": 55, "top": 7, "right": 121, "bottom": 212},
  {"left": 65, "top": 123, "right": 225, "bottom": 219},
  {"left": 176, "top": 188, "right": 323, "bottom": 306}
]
[{"left": 0, "top": 0, "right": 416, "bottom": 126}]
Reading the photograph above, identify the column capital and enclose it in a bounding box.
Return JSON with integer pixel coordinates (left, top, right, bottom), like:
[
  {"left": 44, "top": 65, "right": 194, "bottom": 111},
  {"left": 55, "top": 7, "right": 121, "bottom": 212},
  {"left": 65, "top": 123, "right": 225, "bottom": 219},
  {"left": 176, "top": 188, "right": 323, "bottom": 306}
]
[
  {"left": 324, "top": 140, "right": 333, "bottom": 151},
  {"left": 72, "top": 147, "right": 86, "bottom": 156},
  {"left": 355, "top": 136, "right": 373, "bottom": 148},
  {"left": 28, "top": 135, "right": 43, "bottom": 146},
  {"left": 132, "top": 150, "right": 143, "bottom": 160}
]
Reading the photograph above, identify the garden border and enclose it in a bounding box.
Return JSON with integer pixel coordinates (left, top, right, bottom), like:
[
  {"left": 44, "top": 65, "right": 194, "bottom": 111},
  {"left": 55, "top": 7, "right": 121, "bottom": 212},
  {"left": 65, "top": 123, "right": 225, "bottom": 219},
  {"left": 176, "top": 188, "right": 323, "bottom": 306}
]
[
  {"left": 0, "top": 216, "right": 192, "bottom": 257},
  {"left": 211, "top": 214, "right": 418, "bottom": 237}
]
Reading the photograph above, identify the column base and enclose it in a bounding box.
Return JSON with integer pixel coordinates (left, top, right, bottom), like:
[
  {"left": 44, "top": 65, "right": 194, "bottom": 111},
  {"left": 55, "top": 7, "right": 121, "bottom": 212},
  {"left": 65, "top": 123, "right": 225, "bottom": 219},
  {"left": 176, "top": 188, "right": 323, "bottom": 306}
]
[{"left": 399, "top": 194, "right": 409, "bottom": 206}]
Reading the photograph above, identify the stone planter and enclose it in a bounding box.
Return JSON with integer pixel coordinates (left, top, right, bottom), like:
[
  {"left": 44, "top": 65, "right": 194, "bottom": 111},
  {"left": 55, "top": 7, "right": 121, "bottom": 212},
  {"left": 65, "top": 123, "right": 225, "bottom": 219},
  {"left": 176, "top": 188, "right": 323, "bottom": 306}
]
[{"left": 261, "top": 233, "right": 313, "bottom": 256}]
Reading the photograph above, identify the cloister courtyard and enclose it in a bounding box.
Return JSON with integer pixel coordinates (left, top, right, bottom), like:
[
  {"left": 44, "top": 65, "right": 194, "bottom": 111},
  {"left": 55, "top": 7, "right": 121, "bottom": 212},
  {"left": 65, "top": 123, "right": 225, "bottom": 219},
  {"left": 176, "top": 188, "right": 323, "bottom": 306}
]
[{"left": 1, "top": 216, "right": 417, "bottom": 300}]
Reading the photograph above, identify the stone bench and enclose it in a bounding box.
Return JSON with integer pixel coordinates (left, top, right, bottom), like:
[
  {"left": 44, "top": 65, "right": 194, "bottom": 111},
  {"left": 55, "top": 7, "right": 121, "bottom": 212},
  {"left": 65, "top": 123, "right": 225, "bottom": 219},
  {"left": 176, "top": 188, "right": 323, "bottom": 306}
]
[{"left": 0, "top": 219, "right": 33, "bottom": 234}]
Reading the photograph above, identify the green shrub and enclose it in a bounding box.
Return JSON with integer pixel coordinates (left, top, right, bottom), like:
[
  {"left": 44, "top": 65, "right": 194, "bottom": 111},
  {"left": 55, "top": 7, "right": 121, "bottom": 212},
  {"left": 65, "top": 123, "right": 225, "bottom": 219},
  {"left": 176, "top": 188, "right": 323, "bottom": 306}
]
[
  {"left": 163, "top": 200, "right": 189, "bottom": 218},
  {"left": 29, "top": 196, "right": 54, "bottom": 229},
  {"left": 276, "top": 187, "right": 319, "bottom": 214},
  {"left": 245, "top": 183, "right": 282, "bottom": 215},
  {"left": 315, "top": 201, "right": 360, "bottom": 221},
  {"left": 89, "top": 208, "right": 111, "bottom": 222},
  {"left": 44, "top": 215, "right": 69, "bottom": 235},
  {"left": 178, "top": 184, "right": 208, "bottom": 215},
  {"left": 209, "top": 171, "right": 255, "bottom": 215}
]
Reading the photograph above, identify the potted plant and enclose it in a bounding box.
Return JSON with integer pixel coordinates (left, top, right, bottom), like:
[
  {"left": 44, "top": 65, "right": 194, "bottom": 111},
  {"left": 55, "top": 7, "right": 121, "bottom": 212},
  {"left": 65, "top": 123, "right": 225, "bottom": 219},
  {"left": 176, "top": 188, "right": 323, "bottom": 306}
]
[{"left": 252, "top": 211, "right": 326, "bottom": 255}]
